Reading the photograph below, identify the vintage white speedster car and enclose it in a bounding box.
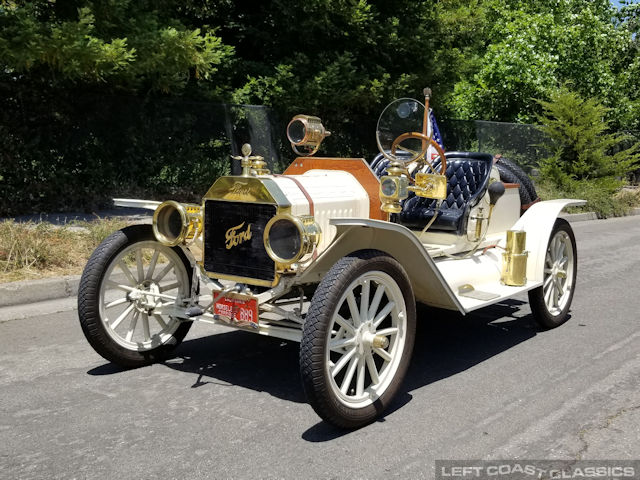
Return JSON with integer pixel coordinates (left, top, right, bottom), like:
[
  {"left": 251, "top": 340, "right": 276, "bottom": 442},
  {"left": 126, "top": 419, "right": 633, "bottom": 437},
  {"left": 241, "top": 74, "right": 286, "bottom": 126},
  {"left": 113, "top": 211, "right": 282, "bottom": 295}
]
[{"left": 79, "top": 92, "right": 584, "bottom": 428}]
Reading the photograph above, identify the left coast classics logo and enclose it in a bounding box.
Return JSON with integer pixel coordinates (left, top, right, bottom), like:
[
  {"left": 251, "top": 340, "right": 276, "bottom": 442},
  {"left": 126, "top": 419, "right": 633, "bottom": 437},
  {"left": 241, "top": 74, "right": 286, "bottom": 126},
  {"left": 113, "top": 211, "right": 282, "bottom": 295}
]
[{"left": 225, "top": 222, "right": 252, "bottom": 249}]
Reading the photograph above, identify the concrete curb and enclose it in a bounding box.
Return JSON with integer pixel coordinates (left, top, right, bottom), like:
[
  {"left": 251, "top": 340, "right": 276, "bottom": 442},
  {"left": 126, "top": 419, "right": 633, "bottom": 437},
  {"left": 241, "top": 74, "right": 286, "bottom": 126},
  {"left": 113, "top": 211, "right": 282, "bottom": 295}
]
[
  {"left": 559, "top": 207, "right": 640, "bottom": 222},
  {"left": 0, "top": 275, "right": 80, "bottom": 308},
  {"left": 1, "top": 209, "right": 638, "bottom": 309},
  {"left": 559, "top": 211, "right": 599, "bottom": 222}
]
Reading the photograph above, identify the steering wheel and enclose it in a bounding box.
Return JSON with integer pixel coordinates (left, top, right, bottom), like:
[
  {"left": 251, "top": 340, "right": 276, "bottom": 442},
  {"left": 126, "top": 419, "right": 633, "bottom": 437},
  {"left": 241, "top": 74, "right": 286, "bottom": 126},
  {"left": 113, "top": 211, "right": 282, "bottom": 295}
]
[{"left": 390, "top": 131, "right": 447, "bottom": 176}]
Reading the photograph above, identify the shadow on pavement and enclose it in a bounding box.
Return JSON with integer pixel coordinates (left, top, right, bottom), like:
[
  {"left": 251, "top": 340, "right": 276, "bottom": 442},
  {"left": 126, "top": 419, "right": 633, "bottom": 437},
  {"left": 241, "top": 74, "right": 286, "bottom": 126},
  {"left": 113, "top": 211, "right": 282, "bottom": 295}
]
[
  {"left": 301, "top": 298, "right": 538, "bottom": 441},
  {"left": 168, "top": 329, "right": 306, "bottom": 403},
  {"left": 405, "top": 299, "right": 537, "bottom": 393},
  {"left": 87, "top": 298, "right": 539, "bottom": 440},
  {"left": 87, "top": 363, "right": 129, "bottom": 375}
]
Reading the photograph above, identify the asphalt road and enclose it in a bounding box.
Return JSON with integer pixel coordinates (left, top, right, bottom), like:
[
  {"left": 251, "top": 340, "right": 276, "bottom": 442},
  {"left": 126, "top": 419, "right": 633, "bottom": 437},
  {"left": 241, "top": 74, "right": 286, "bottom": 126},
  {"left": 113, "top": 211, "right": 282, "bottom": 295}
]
[{"left": 1, "top": 216, "right": 639, "bottom": 479}]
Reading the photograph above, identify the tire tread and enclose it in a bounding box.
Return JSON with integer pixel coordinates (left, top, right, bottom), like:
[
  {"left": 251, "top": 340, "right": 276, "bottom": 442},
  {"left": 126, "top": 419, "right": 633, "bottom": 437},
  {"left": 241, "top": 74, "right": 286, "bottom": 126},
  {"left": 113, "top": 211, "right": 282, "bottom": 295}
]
[
  {"left": 78, "top": 225, "right": 192, "bottom": 368},
  {"left": 300, "top": 250, "right": 416, "bottom": 428},
  {"left": 528, "top": 218, "right": 577, "bottom": 329}
]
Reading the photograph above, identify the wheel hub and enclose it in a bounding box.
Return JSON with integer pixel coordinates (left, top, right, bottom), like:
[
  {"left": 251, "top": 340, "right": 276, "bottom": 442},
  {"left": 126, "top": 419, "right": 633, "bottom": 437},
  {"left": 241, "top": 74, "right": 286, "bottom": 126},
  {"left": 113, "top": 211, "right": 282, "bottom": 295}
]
[
  {"left": 355, "top": 321, "right": 389, "bottom": 354},
  {"left": 550, "top": 263, "right": 566, "bottom": 280},
  {"left": 131, "top": 281, "right": 160, "bottom": 312}
]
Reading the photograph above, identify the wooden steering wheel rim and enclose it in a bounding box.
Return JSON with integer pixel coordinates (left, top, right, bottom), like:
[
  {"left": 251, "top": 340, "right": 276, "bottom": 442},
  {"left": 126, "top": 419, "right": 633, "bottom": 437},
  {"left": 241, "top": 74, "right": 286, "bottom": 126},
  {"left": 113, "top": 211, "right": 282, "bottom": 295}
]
[{"left": 390, "top": 131, "right": 447, "bottom": 174}]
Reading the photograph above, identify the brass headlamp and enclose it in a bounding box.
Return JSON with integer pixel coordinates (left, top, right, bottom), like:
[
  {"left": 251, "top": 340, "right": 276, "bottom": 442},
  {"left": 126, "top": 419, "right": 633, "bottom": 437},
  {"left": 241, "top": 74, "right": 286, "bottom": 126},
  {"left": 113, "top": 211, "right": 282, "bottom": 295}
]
[
  {"left": 287, "top": 115, "right": 331, "bottom": 156},
  {"left": 153, "top": 200, "right": 202, "bottom": 246},
  {"left": 263, "top": 214, "right": 321, "bottom": 265}
]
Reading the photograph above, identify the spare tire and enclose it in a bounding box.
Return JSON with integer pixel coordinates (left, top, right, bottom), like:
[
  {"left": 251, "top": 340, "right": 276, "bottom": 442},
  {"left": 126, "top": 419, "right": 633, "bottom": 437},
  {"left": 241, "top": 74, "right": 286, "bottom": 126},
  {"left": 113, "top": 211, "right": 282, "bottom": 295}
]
[{"left": 495, "top": 156, "right": 538, "bottom": 206}]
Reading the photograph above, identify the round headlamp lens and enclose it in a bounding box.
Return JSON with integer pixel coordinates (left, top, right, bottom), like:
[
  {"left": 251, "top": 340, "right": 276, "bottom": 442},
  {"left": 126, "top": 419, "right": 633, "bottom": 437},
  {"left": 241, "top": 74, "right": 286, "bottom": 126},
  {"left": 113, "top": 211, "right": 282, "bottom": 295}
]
[
  {"left": 268, "top": 218, "right": 302, "bottom": 262},
  {"left": 166, "top": 209, "right": 183, "bottom": 239},
  {"left": 381, "top": 177, "right": 397, "bottom": 196},
  {"left": 287, "top": 120, "right": 306, "bottom": 145}
]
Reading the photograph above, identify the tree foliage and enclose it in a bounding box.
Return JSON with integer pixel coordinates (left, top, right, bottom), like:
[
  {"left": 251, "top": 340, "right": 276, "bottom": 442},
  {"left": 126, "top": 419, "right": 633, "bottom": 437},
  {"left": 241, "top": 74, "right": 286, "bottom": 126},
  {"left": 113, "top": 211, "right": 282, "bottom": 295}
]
[
  {"left": 2, "top": 0, "right": 640, "bottom": 215},
  {"left": 2, "top": 0, "right": 638, "bottom": 123},
  {"left": 537, "top": 88, "right": 640, "bottom": 186},
  {"left": 450, "top": 0, "right": 634, "bottom": 124},
  {"left": 0, "top": 1, "right": 233, "bottom": 93}
]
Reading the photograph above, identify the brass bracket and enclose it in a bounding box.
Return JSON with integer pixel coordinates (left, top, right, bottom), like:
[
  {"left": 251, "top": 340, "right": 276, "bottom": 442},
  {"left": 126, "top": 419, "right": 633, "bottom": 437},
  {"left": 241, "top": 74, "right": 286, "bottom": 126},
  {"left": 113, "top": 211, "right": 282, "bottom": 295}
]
[{"left": 408, "top": 172, "right": 447, "bottom": 200}]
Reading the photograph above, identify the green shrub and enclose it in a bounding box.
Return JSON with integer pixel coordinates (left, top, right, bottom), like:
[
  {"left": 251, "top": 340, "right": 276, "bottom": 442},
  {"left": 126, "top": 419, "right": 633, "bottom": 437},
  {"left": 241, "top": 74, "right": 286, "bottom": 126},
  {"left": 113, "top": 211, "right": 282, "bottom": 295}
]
[
  {"left": 536, "top": 88, "right": 640, "bottom": 186},
  {"left": 534, "top": 88, "right": 640, "bottom": 217},
  {"left": 536, "top": 178, "right": 640, "bottom": 218}
]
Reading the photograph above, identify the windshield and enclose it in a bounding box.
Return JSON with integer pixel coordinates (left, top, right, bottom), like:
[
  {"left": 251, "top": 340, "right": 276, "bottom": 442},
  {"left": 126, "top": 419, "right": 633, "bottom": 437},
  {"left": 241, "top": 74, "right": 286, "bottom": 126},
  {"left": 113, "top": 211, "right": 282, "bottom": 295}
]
[{"left": 376, "top": 98, "right": 426, "bottom": 164}]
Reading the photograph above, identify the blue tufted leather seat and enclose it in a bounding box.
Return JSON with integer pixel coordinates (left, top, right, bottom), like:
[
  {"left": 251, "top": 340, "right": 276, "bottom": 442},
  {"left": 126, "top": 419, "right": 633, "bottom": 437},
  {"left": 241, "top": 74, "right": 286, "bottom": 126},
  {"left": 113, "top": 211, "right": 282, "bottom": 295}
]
[{"left": 370, "top": 151, "right": 493, "bottom": 235}]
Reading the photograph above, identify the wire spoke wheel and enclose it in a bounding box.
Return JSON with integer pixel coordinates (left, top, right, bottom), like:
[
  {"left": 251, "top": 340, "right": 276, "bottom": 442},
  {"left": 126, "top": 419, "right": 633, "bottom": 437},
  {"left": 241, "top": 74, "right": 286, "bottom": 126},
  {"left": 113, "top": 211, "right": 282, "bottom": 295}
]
[
  {"left": 529, "top": 219, "right": 577, "bottom": 329},
  {"left": 79, "top": 225, "right": 193, "bottom": 367},
  {"left": 300, "top": 250, "right": 416, "bottom": 429}
]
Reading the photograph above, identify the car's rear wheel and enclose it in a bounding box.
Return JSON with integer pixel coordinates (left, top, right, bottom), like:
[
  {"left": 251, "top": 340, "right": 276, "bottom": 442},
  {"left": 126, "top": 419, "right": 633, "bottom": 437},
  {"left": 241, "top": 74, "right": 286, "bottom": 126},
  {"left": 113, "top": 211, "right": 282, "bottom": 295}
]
[
  {"left": 300, "top": 250, "right": 416, "bottom": 428},
  {"left": 528, "top": 219, "right": 577, "bottom": 329},
  {"left": 78, "top": 225, "right": 193, "bottom": 368}
]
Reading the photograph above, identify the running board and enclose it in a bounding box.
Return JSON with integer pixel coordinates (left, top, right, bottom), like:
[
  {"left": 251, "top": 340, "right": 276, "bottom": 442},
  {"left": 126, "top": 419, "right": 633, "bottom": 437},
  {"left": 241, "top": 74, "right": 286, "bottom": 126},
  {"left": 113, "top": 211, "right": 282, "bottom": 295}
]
[{"left": 435, "top": 248, "right": 542, "bottom": 314}]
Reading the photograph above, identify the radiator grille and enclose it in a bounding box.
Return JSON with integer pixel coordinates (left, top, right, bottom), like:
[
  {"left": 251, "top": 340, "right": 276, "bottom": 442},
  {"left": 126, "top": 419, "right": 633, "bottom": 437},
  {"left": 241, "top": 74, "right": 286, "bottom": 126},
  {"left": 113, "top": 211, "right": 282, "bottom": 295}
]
[{"left": 203, "top": 200, "right": 277, "bottom": 283}]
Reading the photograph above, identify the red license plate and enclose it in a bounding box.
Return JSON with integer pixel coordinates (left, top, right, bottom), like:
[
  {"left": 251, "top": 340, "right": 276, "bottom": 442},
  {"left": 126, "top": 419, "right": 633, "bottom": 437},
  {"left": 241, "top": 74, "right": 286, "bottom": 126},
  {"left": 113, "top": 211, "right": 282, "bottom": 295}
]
[{"left": 214, "top": 295, "right": 259, "bottom": 327}]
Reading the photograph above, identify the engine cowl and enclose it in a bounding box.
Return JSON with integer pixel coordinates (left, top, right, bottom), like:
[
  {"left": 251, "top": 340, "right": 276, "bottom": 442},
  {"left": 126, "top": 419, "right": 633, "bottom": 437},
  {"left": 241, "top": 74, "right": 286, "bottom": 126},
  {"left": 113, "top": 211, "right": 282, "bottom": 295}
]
[{"left": 271, "top": 170, "right": 369, "bottom": 254}]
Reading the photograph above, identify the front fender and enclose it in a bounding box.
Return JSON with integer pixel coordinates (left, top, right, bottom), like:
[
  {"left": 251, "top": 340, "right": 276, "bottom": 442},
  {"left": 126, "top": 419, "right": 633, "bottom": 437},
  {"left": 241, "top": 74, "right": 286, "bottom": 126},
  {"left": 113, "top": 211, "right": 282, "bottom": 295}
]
[
  {"left": 296, "top": 218, "right": 465, "bottom": 312},
  {"left": 510, "top": 199, "right": 586, "bottom": 283}
]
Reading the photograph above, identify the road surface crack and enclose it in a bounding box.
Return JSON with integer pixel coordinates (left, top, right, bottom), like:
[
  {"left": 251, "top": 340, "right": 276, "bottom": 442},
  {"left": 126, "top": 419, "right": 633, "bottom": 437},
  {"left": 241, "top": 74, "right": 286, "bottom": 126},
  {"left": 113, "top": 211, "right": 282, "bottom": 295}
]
[{"left": 575, "top": 403, "right": 640, "bottom": 460}]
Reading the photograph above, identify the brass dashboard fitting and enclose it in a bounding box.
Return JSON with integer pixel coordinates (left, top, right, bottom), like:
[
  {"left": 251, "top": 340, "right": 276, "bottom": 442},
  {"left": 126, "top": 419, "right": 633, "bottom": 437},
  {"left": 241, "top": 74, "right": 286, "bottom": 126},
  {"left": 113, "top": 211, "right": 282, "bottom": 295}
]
[
  {"left": 501, "top": 230, "right": 528, "bottom": 286},
  {"left": 408, "top": 172, "right": 447, "bottom": 200}
]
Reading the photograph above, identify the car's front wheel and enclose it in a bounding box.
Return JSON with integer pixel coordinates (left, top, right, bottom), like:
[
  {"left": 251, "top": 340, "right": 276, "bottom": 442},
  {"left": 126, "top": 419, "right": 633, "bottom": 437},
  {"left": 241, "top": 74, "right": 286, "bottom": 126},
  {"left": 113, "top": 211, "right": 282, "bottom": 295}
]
[
  {"left": 78, "top": 225, "right": 193, "bottom": 368},
  {"left": 300, "top": 250, "right": 416, "bottom": 428}
]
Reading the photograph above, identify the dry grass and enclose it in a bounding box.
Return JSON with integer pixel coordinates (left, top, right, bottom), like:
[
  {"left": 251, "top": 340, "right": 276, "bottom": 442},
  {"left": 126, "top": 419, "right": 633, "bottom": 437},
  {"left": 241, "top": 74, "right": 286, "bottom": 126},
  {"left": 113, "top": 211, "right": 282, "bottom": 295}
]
[{"left": 0, "top": 218, "right": 129, "bottom": 283}]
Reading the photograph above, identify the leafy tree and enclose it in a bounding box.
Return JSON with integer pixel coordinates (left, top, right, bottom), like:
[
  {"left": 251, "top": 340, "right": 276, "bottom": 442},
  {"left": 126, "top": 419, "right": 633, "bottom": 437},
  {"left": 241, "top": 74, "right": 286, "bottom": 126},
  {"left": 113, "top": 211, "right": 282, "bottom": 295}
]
[
  {"left": 182, "top": 0, "right": 489, "bottom": 157},
  {"left": 449, "top": 0, "right": 635, "bottom": 125},
  {"left": 0, "top": 1, "right": 234, "bottom": 93},
  {"left": 613, "top": 0, "right": 640, "bottom": 130},
  {"left": 2, "top": 0, "right": 640, "bottom": 215}
]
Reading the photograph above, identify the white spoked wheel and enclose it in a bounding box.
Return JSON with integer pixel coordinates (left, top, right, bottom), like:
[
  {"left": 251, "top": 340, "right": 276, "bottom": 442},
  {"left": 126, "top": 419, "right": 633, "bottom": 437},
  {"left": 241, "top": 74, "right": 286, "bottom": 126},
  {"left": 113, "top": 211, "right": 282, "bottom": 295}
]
[
  {"left": 529, "top": 218, "right": 577, "bottom": 329},
  {"left": 543, "top": 230, "right": 575, "bottom": 315},
  {"left": 79, "top": 225, "right": 193, "bottom": 367},
  {"left": 327, "top": 271, "right": 407, "bottom": 409},
  {"left": 300, "top": 250, "right": 416, "bottom": 429},
  {"left": 99, "top": 241, "right": 190, "bottom": 351}
]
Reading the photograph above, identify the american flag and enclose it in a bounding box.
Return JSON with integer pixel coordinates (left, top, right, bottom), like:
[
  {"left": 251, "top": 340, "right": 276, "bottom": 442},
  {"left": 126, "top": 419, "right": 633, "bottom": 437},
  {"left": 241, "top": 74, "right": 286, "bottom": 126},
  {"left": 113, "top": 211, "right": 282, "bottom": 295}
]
[{"left": 429, "top": 109, "right": 444, "bottom": 148}]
